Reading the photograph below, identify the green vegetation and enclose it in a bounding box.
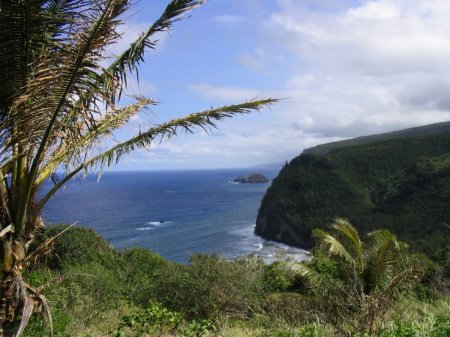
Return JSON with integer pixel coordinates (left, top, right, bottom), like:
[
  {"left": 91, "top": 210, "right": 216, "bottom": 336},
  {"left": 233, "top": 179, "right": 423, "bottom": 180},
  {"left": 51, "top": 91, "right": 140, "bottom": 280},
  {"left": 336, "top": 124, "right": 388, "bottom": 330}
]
[
  {"left": 22, "top": 224, "right": 449, "bottom": 337},
  {"left": 288, "top": 219, "right": 421, "bottom": 336},
  {"left": 0, "top": 0, "right": 276, "bottom": 332},
  {"left": 303, "top": 121, "right": 450, "bottom": 156},
  {"left": 256, "top": 129, "right": 450, "bottom": 255},
  {"left": 2, "top": 1, "right": 448, "bottom": 336}
]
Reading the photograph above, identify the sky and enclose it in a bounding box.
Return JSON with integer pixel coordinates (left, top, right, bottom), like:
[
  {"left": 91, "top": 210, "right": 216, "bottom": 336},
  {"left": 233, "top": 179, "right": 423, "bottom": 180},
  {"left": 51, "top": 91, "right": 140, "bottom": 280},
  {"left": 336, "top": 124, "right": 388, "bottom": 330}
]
[{"left": 110, "top": 0, "right": 450, "bottom": 170}]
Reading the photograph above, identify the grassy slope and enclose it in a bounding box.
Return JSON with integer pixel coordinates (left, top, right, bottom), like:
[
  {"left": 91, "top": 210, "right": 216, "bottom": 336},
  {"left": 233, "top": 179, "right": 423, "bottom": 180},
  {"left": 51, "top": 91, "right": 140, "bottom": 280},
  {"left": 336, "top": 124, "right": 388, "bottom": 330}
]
[
  {"left": 256, "top": 132, "right": 450, "bottom": 255},
  {"left": 24, "top": 226, "right": 450, "bottom": 337}
]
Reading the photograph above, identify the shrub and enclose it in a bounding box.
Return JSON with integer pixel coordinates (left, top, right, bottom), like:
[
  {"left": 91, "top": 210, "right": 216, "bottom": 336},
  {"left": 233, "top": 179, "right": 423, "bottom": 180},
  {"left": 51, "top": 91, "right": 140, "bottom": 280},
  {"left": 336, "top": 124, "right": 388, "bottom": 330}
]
[
  {"left": 29, "top": 224, "right": 116, "bottom": 269},
  {"left": 116, "top": 248, "right": 168, "bottom": 305},
  {"left": 265, "top": 292, "right": 317, "bottom": 324},
  {"left": 23, "top": 307, "right": 72, "bottom": 337},
  {"left": 263, "top": 262, "right": 296, "bottom": 292},
  {"left": 53, "top": 262, "right": 126, "bottom": 321},
  {"left": 433, "top": 244, "right": 450, "bottom": 294},
  {"left": 152, "top": 254, "right": 267, "bottom": 319},
  {"left": 409, "top": 253, "right": 440, "bottom": 301}
]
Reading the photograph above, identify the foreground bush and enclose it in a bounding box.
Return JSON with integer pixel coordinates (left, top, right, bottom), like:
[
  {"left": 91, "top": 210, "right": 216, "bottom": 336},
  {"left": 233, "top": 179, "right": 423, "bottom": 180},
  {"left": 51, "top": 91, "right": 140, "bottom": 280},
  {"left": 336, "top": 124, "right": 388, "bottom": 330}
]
[
  {"left": 289, "top": 218, "right": 422, "bottom": 336},
  {"left": 151, "top": 254, "right": 267, "bottom": 319},
  {"left": 21, "top": 225, "right": 450, "bottom": 337},
  {"left": 29, "top": 224, "right": 117, "bottom": 269}
]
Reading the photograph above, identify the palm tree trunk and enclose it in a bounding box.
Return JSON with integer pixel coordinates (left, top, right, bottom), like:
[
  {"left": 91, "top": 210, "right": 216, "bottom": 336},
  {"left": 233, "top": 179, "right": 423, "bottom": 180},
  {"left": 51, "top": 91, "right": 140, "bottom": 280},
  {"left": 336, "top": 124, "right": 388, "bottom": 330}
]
[
  {"left": 0, "top": 237, "right": 27, "bottom": 337},
  {"left": 0, "top": 274, "right": 18, "bottom": 337}
]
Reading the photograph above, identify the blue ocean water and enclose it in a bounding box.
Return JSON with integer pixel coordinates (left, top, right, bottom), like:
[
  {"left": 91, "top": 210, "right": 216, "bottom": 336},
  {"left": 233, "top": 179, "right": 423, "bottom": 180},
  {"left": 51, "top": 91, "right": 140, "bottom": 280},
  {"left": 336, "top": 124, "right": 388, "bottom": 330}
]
[{"left": 41, "top": 168, "right": 309, "bottom": 263}]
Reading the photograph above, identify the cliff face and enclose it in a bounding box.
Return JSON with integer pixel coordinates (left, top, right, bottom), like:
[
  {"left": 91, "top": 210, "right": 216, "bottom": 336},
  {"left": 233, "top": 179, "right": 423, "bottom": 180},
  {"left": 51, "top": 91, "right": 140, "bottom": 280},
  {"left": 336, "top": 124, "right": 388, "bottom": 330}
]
[{"left": 255, "top": 123, "right": 450, "bottom": 255}]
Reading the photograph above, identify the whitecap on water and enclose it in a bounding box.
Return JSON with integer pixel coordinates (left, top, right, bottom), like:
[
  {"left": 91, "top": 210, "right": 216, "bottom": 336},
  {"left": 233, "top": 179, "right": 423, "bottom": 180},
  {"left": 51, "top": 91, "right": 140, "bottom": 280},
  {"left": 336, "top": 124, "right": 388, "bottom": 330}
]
[
  {"left": 136, "top": 220, "right": 173, "bottom": 231},
  {"left": 228, "top": 223, "right": 311, "bottom": 264},
  {"left": 146, "top": 220, "right": 172, "bottom": 226},
  {"left": 136, "top": 227, "right": 153, "bottom": 231}
]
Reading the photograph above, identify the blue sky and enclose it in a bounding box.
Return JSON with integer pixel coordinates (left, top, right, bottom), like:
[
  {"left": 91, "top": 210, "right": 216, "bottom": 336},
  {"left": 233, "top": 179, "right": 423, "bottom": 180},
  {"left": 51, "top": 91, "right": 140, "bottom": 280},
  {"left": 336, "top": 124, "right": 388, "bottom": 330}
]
[{"left": 110, "top": 0, "right": 450, "bottom": 170}]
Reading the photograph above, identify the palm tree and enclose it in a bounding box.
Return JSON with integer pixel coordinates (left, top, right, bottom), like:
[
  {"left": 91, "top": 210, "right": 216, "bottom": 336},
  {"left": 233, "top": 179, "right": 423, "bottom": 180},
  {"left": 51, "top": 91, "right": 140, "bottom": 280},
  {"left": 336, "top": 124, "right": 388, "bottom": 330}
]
[
  {"left": 0, "top": 0, "right": 277, "bottom": 334},
  {"left": 289, "top": 218, "right": 420, "bottom": 336}
]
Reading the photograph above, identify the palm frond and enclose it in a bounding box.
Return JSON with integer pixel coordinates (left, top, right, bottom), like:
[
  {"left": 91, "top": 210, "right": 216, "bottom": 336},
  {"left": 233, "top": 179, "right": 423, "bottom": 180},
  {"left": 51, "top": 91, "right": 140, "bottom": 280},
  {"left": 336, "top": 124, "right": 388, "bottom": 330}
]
[
  {"left": 332, "top": 218, "right": 365, "bottom": 272},
  {"left": 3, "top": 0, "right": 127, "bottom": 155},
  {"left": 36, "top": 96, "right": 156, "bottom": 185},
  {"left": 14, "top": 297, "right": 34, "bottom": 337},
  {"left": 0, "top": 0, "right": 93, "bottom": 149},
  {"left": 82, "top": 98, "right": 278, "bottom": 171},
  {"left": 286, "top": 262, "right": 325, "bottom": 292},
  {"left": 105, "top": 0, "right": 207, "bottom": 100},
  {"left": 36, "top": 98, "right": 278, "bottom": 209},
  {"left": 25, "top": 222, "right": 76, "bottom": 268},
  {"left": 0, "top": 0, "right": 54, "bottom": 109},
  {"left": 364, "top": 229, "right": 402, "bottom": 293},
  {"left": 12, "top": 0, "right": 131, "bottom": 231},
  {"left": 312, "top": 228, "right": 355, "bottom": 266},
  {"left": 379, "top": 265, "right": 422, "bottom": 298}
]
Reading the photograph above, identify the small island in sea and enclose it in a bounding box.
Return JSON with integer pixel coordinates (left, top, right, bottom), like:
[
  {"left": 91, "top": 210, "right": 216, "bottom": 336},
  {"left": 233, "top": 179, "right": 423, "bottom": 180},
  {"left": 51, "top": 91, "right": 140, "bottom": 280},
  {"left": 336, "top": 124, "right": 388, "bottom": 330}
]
[{"left": 233, "top": 172, "right": 269, "bottom": 184}]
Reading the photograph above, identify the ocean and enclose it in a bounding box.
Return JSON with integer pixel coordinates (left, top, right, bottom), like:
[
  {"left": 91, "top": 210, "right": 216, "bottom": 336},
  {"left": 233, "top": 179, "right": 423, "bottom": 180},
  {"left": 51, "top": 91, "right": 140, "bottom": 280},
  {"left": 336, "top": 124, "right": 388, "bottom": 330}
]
[{"left": 41, "top": 168, "right": 309, "bottom": 263}]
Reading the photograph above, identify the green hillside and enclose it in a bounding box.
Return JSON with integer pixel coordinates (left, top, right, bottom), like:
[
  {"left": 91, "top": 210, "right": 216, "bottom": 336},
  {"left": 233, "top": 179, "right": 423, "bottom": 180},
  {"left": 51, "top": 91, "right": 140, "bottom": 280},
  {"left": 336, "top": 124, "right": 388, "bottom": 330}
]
[
  {"left": 256, "top": 125, "right": 450, "bottom": 255},
  {"left": 303, "top": 121, "right": 450, "bottom": 156}
]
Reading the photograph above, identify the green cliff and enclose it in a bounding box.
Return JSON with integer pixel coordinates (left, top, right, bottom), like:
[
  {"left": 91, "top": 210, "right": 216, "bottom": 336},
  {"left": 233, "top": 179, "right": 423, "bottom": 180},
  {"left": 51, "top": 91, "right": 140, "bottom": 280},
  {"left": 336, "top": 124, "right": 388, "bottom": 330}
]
[{"left": 255, "top": 122, "right": 450, "bottom": 255}]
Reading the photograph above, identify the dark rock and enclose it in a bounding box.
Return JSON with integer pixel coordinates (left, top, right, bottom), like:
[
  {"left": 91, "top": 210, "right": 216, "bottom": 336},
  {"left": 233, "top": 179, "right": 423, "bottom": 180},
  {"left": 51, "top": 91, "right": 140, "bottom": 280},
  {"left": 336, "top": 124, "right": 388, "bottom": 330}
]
[
  {"left": 234, "top": 176, "right": 247, "bottom": 184},
  {"left": 234, "top": 173, "right": 269, "bottom": 184},
  {"left": 247, "top": 173, "right": 269, "bottom": 183}
]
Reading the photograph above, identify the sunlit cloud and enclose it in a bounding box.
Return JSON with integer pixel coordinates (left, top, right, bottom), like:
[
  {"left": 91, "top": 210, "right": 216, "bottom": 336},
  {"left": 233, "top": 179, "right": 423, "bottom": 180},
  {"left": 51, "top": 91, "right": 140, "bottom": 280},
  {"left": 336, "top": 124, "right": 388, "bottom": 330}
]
[{"left": 263, "top": 0, "right": 450, "bottom": 141}]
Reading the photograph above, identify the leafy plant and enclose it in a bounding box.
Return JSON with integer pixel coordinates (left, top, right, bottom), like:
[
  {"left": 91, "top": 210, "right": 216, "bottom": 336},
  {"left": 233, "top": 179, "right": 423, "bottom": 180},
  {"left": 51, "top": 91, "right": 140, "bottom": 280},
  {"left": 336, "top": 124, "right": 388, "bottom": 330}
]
[
  {"left": 0, "top": 0, "right": 277, "bottom": 333},
  {"left": 263, "top": 262, "right": 296, "bottom": 292},
  {"left": 288, "top": 218, "right": 422, "bottom": 336},
  {"left": 381, "top": 320, "right": 419, "bottom": 337},
  {"left": 180, "top": 319, "right": 216, "bottom": 337},
  {"left": 297, "top": 323, "right": 323, "bottom": 337},
  {"left": 431, "top": 317, "right": 450, "bottom": 337},
  {"left": 113, "top": 304, "right": 182, "bottom": 336}
]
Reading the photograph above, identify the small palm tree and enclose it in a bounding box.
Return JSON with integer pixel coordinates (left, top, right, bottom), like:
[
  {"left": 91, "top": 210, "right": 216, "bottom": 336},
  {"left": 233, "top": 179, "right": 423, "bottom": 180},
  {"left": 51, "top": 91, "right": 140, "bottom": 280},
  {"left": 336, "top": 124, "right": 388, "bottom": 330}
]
[
  {"left": 289, "top": 218, "right": 421, "bottom": 336},
  {"left": 0, "top": 0, "right": 277, "bottom": 334}
]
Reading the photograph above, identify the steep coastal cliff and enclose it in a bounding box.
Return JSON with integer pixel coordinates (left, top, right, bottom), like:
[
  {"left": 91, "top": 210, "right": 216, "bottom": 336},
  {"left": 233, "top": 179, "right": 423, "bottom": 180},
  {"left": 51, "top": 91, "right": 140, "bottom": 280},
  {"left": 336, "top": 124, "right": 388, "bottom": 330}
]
[{"left": 255, "top": 122, "right": 450, "bottom": 255}]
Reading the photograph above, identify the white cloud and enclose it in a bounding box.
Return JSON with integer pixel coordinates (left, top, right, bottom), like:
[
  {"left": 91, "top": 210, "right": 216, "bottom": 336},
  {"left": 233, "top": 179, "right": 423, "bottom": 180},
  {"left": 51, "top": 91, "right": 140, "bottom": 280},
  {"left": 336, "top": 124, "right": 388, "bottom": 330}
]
[
  {"left": 349, "top": 1, "right": 400, "bottom": 20},
  {"left": 263, "top": 0, "right": 450, "bottom": 141},
  {"left": 118, "top": 0, "right": 450, "bottom": 169}
]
